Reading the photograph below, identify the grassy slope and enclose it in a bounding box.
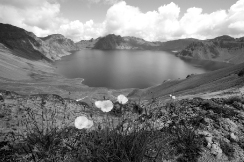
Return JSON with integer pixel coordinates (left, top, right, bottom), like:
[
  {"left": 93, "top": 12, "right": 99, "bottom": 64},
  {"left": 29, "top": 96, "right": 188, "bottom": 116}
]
[
  {"left": 128, "top": 62, "right": 244, "bottom": 100},
  {"left": 0, "top": 43, "right": 54, "bottom": 80}
]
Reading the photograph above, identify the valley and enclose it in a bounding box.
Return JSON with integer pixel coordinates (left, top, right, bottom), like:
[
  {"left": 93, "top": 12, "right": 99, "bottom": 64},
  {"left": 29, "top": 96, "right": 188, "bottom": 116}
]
[
  {"left": 0, "top": 22, "right": 244, "bottom": 162},
  {"left": 0, "top": 23, "right": 243, "bottom": 101}
]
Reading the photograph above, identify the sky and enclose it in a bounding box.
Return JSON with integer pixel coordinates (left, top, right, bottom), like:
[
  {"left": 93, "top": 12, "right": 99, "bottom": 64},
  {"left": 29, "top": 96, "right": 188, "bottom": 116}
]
[{"left": 0, "top": 0, "right": 244, "bottom": 42}]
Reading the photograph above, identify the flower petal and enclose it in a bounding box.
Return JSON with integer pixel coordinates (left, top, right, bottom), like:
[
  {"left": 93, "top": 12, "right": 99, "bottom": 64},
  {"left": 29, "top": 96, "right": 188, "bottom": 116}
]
[
  {"left": 74, "top": 116, "right": 89, "bottom": 129},
  {"left": 95, "top": 101, "right": 102, "bottom": 109},
  {"left": 117, "top": 94, "right": 128, "bottom": 104},
  {"left": 100, "top": 100, "right": 114, "bottom": 112}
]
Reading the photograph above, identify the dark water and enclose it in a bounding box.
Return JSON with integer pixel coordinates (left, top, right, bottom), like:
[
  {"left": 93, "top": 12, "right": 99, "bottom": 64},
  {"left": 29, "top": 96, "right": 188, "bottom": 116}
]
[{"left": 55, "top": 50, "right": 231, "bottom": 89}]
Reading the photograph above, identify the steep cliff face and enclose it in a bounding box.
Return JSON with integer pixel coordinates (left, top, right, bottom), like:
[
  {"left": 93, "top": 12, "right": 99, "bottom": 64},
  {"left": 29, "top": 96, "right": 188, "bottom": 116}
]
[
  {"left": 40, "top": 34, "right": 78, "bottom": 60},
  {"left": 0, "top": 23, "right": 81, "bottom": 61},
  {"left": 176, "top": 35, "right": 244, "bottom": 64},
  {"left": 0, "top": 23, "right": 52, "bottom": 62},
  {"left": 93, "top": 34, "right": 126, "bottom": 50}
]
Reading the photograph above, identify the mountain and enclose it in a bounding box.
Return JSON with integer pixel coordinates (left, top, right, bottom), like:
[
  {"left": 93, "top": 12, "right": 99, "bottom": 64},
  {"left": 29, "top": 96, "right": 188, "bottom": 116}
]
[
  {"left": 0, "top": 23, "right": 51, "bottom": 62},
  {"left": 40, "top": 34, "right": 78, "bottom": 60},
  {"left": 94, "top": 34, "right": 126, "bottom": 49},
  {"left": 77, "top": 34, "right": 197, "bottom": 51},
  {"left": 158, "top": 38, "right": 200, "bottom": 51},
  {"left": 176, "top": 35, "right": 244, "bottom": 64},
  {"left": 0, "top": 23, "right": 80, "bottom": 61},
  {"left": 75, "top": 38, "right": 99, "bottom": 49}
]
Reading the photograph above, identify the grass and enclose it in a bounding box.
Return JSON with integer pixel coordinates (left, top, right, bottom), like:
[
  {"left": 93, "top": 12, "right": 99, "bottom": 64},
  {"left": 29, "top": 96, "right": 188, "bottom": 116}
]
[
  {"left": 219, "top": 139, "right": 235, "bottom": 160},
  {"left": 1, "top": 94, "right": 244, "bottom": 162}
]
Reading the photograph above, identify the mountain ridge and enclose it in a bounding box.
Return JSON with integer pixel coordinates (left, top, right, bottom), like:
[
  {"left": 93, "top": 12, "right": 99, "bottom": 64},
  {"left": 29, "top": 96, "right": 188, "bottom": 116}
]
[
  {"left": 81, "top": 34, "right": 198, "bottom": 51},
  {"left": 176, "top": 35, "right": 244, "bottom": 64},
  {"left": 0, "top": 23, "right": 80, "bottom": 61}
]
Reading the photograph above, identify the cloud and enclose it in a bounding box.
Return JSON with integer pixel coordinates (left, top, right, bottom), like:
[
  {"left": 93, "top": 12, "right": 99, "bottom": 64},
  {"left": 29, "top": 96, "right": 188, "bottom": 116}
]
[
  {"left": 0, "top": 0, "right": 102, "bottom": 41},
  {"left": 84, "top": 0, "right": 121, "bottom": 5},
  {"left": 58, "top": 20, "right": 104, "bottom": 41},
  {"left": 103, "top": 0, "right": 244, "bottom": 41},
  {"left": 1, "top": 0, "right": 244, "bottom": 42},
  {"left": 103, "top": 1, "right": 181, "bottom": 41},
  {"left": 0, "top": 0, "right": 67, "bottom": 36}
]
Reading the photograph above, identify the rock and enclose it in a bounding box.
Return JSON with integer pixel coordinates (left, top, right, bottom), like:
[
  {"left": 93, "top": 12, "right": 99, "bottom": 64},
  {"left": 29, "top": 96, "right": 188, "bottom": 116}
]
[
  {"left": 211, "top": 143, "right": 223, "bottom": 159},
  {"left": 230, "top": 133, "right": 239, "bottom": 142},
  {"left": 4, "top": 99, "right": 18, "bottom": 105},
  {"left": 221, "top": 118, "right": 238, "bottom": 133},
  {"left": 197, "top": 130, "right": 213, "bottom": 148}
]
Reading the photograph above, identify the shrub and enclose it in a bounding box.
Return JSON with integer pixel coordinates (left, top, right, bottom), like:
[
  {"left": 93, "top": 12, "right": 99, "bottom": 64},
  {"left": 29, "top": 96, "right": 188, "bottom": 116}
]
[
  {"left": 219, "top": 139, "right": 235, "bottom": 160},
  {"left": 200, "top": 99, "right": 239, "bottom": 118},
  {"left": 224, "top": 96, "right": 243, "bottom": 105},
  {"left": 170, "top": 125, "right": 203, "bottom": 162}
]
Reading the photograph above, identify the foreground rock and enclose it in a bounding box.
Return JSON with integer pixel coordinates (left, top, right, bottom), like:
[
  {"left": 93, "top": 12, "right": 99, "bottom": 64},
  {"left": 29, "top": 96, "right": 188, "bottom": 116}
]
[{"left": 1, "top": 89, "right": 244, "bottom": 161}]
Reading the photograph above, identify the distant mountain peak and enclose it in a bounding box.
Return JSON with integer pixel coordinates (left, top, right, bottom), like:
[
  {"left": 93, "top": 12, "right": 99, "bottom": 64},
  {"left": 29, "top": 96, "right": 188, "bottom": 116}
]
[
  {"left": 213, "top": 35, "right": 235, "bottom": 41},
  {"left": 39, "top": 34, "right": 66, "bottom": 41}
]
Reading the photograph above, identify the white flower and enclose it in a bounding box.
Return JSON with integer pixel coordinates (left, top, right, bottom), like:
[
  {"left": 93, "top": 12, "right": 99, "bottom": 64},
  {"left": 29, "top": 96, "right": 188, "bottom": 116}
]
[
  {"left": 74, "top": 116, "right": 93, "bottom": 129},
  {"left": 95, "top": 101, "right": 102, "bottom": 109},
  {"left": 100, "top": 100, "right": 113, "bottom": 112},
  {"left": 117, "top": 94, "right": 128, "bottom": 104}
]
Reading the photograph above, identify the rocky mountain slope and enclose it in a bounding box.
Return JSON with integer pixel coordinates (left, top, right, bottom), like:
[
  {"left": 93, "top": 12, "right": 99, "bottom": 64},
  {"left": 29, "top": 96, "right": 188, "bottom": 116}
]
[
  {"left": 39, "top": 34, "right": 78, "bottom": 60},
  {"left": 176, "top": 35, "right": 244, "bottom": 64},
  {"left": 78, "top": 34, "right": 197, "bottom": 51},
  {"left": 0, "top": 23, "right": 80, "bottom": 61},
  {"left": 75, "top": 38, "right": 99, "bottom": 49}
]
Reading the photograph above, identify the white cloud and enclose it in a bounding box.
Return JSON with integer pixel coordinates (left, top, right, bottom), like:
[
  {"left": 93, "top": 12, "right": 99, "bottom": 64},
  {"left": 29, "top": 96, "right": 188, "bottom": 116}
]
[
  {"left": 102, "top": 0, "right": 244, "bottom": 41},
  {"left": 1, "top": 0, "right": 244, "bottom": 42},
  {"left": 229, "top": 21, "right": 244, "bottom": 31},
  {"left": 84, "top": 0, "right": 121, "bottom": 5},
  {"left": 0, "top": 0, "right": 68, "bottom": 36},
  {"left": 103, "top": 1, "right": 181, "bottom": 41},
  {"left": 0, "top": 0, "right": 102, "bottom": 41},
  {"left": 58, "top": 20, "right": 103, "bottom": 41}
]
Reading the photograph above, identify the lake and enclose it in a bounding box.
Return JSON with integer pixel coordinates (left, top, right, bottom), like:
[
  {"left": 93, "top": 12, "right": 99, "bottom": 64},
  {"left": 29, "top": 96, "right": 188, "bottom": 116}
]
[{"left": 55, "top": 50, "right": 231, "bottom": 89}]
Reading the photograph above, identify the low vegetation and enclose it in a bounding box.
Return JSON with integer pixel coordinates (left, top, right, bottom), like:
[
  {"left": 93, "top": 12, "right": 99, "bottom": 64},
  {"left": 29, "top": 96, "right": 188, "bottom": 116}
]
[{"left": 0, "top": 91, "right": 244, "bottom": 162}]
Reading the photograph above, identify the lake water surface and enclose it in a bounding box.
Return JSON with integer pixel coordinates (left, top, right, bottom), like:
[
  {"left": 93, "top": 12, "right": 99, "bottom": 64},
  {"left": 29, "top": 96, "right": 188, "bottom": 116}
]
[{"left": 55, "top": 50, "right": 231, "bottom": 89}]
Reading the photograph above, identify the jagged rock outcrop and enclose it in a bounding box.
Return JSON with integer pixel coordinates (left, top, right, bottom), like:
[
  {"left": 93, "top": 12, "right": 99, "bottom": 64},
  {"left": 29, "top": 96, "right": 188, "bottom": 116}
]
[
  {"left": 176, "top": 35, "right": 244, "bottom": 64},
  {"left": 40, "top": 34, "right": 78, "bottom": 60}
]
